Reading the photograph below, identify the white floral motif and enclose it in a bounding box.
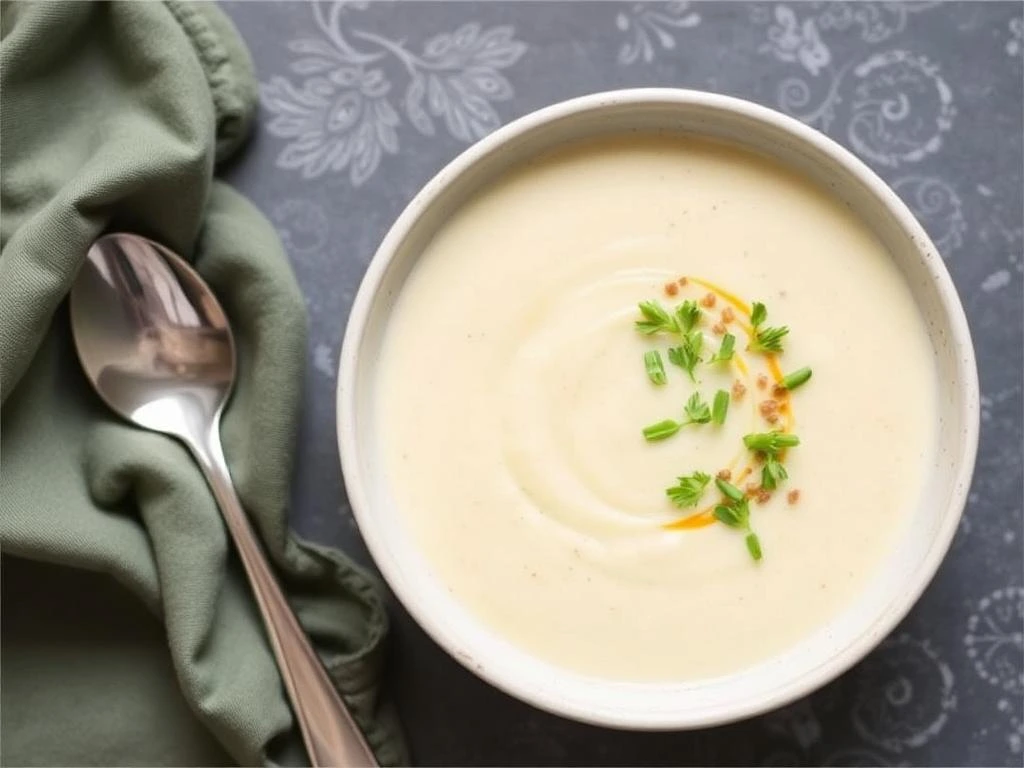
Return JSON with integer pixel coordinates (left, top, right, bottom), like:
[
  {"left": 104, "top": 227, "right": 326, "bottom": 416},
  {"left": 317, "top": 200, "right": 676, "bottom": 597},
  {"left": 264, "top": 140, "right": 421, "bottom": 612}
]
[
  {"left": 755, "top": 3, "right": 938, "bottom": 72},
  {"left": 615, "top": 2, "right": 701, "bottom": 65},
  {"left": 261, "top": 1, "right": 526, "bottom": 185},
  {"left": 754, "top": 3, "right": 955, "bottom": 169},
  {"left": 1008, "top": 17, "right": 1023, "bottom": 58},
  {"left": 892, "top": 176, "right": 965, "bottom": 255},
  {"left": 965, "top": 587, "right": 1024, "bottom": 695},
  {"left": 816, "top": 2, "right": 938, "bottom": 44},
  {"left": 761, "top": 6, "right": 831, "bottom": 75},
  {"left": 773, "top": 48, "right": 955, "bottom": 170},
  {"left": 847, "top": 51, "right": 954, "bottom": 167},
  {"left": 271, "top": 199, "right": 330, "bottom": 257},
  {"left": 851, "top": 634, "right": 956, "bottom": 753}
]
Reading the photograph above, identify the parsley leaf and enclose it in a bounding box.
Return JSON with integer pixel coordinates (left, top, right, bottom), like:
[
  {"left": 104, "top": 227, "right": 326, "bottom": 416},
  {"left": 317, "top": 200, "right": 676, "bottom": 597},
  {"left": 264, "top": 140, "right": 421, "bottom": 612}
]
[
  {"left": 635, "top": 300, "right": 678, "bottom": 335},
  {"left": 683, "top": 391, "right": 712, "bottom": 425},
  {"left": 666, "top": 471, "right": 712, "bottom": 508},
  {"left": 675, "top": 300, "right": 702, "bottom": 333},
  {"left": 667, "top": 330, "right": 703, "bottom": 382}
]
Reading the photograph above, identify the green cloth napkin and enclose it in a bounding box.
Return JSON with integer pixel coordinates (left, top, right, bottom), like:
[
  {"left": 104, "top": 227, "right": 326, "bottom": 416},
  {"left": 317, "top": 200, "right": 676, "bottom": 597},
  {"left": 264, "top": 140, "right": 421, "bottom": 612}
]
[{"left": 0, "top": 2, "right": 407, "bottom": 765}]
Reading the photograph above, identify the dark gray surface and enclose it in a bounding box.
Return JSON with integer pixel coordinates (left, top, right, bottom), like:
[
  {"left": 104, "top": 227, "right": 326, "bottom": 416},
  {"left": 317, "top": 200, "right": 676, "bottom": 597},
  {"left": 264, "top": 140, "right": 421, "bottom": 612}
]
[{"left": 221, "top": 2, "right": 1024, "bottom": 765}]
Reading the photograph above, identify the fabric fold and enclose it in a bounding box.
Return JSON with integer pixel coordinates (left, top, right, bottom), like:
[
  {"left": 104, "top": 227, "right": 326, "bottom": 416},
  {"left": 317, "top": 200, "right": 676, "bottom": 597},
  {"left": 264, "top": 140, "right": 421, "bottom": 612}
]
[{"left": 0, "top": 2, "right": 406, "bottom": 765}]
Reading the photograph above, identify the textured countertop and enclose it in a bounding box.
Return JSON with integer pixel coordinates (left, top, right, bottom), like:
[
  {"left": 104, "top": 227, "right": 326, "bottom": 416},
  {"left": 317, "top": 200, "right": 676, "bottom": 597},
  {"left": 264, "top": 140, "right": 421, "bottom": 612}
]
[{"left": 221, "top": 3, "right": 1023, "bottom": 765}]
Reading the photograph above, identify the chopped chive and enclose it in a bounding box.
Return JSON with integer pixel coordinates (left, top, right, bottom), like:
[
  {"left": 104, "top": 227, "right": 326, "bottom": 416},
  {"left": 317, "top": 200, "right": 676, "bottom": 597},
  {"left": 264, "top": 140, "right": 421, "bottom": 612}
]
[
  {"left": 644, "top": 350, "right": 667, "bottom": 385},
  {"left": 779, "top": 366, "right": 812, "bottom": 391},
  {"left": 714, "top": 505, "right": 742, "bottom": 528},
  {"left": 712, "top": 389, "right": 730, "bottom": 425},
  {"left": 743, "top": 431, "right": 800, "bottom": 454},
  {"left": 715, "top": 477, "right": 746, "bottom": 503},
  {"left": 745, "top": 532, "right": 763, "bottom": 561},
  {"left": 643, "top": 419, "right": 681, "bottom": 441}
]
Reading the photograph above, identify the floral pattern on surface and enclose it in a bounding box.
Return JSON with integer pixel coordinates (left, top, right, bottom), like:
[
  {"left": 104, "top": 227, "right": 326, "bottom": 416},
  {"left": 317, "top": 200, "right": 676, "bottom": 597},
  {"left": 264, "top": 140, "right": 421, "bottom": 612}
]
[
  {"left": 754, "top": 4, "right": 954, "bottom": 168},
  {"left": 769, "top": 47, "right": 954, "bottom": 167},
  {"left": 815, "top": 2, "right": 938, "bottom": 44},
  {"left": 846, "top": 50, "right": 954, "bottom": 166},
  {"left": 761, "top": 5, "right": 831, "bottom": 75},
  {"left": 234, "top": 3, "right": 1024, "bottom": 765},
  {"left": 754, "top": 2, "right": 939, "bottom": 73},
  {"left": 615, "top": 1, "right": 701, "bottom": 65},
  {"left": 892, "top": 175, "right": 965, "bottom": 255},
  {"left": 261, "top": 1, "right": 526, "bottom": 185},
  {"left": 966, "top": 587, "right": 1024, "bottom": 695},
  {"left": 851, "top": 634, "right": 956, "bottom": 752}
]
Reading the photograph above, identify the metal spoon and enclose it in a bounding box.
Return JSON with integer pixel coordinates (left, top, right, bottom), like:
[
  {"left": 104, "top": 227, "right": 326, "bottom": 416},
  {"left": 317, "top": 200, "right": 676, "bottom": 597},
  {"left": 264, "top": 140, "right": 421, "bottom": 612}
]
[{"left": 70, "top": 232, "right": 377, "bottom": 768}]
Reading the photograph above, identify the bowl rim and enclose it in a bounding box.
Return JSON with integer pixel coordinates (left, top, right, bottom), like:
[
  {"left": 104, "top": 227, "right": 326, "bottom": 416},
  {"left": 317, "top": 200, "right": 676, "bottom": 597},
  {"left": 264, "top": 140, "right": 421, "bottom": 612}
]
[{"left": 337, "top": 87, "right": 980, "bottom": 729}]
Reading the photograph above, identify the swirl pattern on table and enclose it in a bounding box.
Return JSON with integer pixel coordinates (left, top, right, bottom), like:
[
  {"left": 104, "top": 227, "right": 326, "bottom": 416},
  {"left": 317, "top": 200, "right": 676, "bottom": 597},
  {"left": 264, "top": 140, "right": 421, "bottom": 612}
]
[
  {"left": 892, "top": 176, "right": 966, "bottom": 255},
  {"left": 850, "top": 634, "right": 956, "bottom": 752}
]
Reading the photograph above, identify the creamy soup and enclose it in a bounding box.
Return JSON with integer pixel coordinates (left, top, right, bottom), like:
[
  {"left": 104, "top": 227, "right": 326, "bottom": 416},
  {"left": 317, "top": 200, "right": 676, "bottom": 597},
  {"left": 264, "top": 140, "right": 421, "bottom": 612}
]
[{"left": 375, "top": 136, "right": 937, "bottom": 681}]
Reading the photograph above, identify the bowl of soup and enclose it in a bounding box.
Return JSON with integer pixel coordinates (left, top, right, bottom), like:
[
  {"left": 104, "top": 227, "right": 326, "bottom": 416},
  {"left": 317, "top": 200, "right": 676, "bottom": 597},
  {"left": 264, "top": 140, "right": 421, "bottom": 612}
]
[{"left": 337, "top": 89, "right": 978, "bottom": 728}]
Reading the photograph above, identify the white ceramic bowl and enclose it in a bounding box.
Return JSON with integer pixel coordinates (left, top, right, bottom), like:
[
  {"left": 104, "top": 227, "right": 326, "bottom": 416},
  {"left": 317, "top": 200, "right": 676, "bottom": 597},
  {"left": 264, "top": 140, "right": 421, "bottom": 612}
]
[{"left": 337, "top": 89, "right": 979, "bottom": 729}]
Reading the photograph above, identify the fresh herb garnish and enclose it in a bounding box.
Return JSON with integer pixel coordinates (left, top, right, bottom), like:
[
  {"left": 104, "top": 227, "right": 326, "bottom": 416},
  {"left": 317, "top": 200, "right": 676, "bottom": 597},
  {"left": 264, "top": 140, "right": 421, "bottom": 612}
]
[
  {"left": 714, "top": 504, "right": 743, "bottom": 527},
  {"left": 714, "top": 478, "right": 763, "bottom": 562},
  {"left": 761, "top": 455, "right": 788, "bottom": 490},
  {"left": 712, "top": 389, "right": 730, "bottom": 425},
  {"left": 644, "top": 350, "right": 667, "bottom": 385},
  {"left": 683, "top": 391, "right": 712, "bottom": 425},
  {"left": 743, "top": 431, "right": 800, "bottom": 454},
  {"left": 675, "top": 300, "right": 702, "bottom": 333},
  {"left": 710, "top": 332, "right": 735, "bottom": 363},
  {"left": 634, "top": 282, "right": 811, "bottom": 562},
  {"left": 635, "top": 300, "right": 678, "bottom": 335},
  {"left": 747, "top": 301, "right": 789, "bottom": 354},
  {"left": 715, "top": 477, "right": 746, "bottom": 503},
  {"left": 667, "top": 330, "right": 703, "bottom": 382},
  {"left": 779, "top": 366, "right": 812, "bottom": 391},
  {"left": 642, "top": 419, "right": 682, "bottom": 441},
  {"left": 746, "top": 431, "right": 798, "bottom": 490},
  {"left": 745, "top": 532, "right": 763, "bottom": 561},
  {"left": 750, "top": 301, "right": 767, "bottom": 328},
  {"left": 666, "top": 471, "right": 711, "bottom": 508},
  {"left": 750, "top": 326, "right": 789, "bottom": 354}
]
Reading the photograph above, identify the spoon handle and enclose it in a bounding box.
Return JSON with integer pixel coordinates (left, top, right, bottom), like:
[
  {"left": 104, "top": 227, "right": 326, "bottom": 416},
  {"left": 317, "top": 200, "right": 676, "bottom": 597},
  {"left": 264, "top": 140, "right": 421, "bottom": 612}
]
[{"left": 191, "top": 421, "right": 378, "bottom": 768}]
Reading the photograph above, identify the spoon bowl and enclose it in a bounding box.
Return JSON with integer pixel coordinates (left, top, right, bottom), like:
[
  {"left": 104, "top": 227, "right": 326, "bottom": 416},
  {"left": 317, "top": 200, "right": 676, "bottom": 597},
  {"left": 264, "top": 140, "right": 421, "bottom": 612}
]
[{"left": 71, "top": 234, "right": 234, "bottom": 440}]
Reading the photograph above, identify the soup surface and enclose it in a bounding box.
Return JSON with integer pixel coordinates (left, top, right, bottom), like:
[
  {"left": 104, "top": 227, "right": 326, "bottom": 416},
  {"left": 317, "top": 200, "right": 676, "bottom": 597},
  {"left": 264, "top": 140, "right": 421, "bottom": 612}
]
[{"left": 375, "top": 136, "right": 937, "bottom": 680}]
